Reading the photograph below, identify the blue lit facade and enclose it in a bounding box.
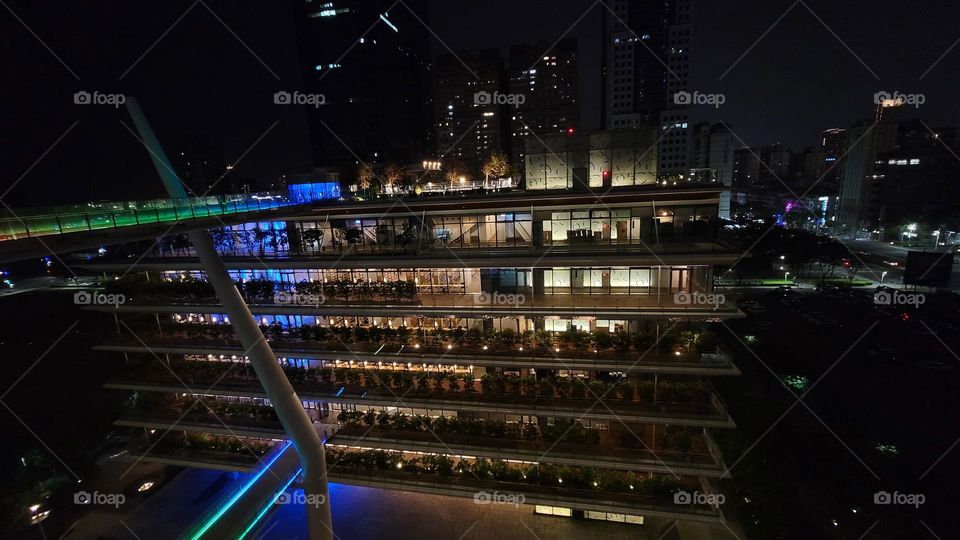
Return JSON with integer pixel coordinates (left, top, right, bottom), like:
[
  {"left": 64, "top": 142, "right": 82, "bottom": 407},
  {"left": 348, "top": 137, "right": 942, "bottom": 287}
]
[{"left": 287, "top": 181, "right": 341, "bottom": 204}]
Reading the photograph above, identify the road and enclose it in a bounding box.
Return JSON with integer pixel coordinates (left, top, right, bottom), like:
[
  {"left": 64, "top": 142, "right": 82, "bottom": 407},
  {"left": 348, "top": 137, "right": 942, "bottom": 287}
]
[{"left": 843, "top": 239, "right": 960, "bottom": 289}]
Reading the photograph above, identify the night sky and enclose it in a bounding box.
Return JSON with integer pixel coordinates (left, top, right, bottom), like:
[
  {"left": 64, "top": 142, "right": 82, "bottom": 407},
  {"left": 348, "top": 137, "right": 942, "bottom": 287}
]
[{"left": 1, "top": 0, "right": 958, "bottom": 205}]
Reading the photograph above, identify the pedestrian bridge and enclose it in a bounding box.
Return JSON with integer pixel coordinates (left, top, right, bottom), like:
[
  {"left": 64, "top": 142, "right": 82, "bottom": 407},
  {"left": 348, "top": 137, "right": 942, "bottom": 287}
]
[{"left": 0, "top": 192, "right": 320, "bottom": 263}]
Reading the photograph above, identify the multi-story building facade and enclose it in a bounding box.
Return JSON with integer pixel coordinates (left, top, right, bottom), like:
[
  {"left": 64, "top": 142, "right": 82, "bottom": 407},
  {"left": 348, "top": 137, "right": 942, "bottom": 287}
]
[
  {"left": 508, "top": 40, "right": 579, "bottom": 175},
  {"left": 873, "top": 122, "right": 960, "bottom": 234},
  {"left": 691, "top": 123, "right": 734, "bottom": 219},
  {"left": 292, "top": 0, "right": 434, "bottom": 167},
  {"left": 604, "top": 0, "right": 691, "bottom": 130},
  {"left": 83, "top": 182, "right": 742, "bottom": 530},
  {"left": 836, "top": 114, "right": 900, "bottom": 237},
  {"left": 434, "top": 50, "right": 508, "bottom": 174},
  {"left": 603, "top": 0, "right": 694, "bottom": 183}
]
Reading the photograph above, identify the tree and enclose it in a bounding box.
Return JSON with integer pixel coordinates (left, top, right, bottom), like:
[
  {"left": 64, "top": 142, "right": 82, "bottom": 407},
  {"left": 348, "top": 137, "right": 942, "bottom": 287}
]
[
  {"left": 443, "top": 158, "right": 472, "bottom": 189},
  {"left": 481, "top": 152, "right": 510, "bottom": 184},
  {"left": 383, "top": 163, "right": 405, "bottom": 195},
  {"left": 357, "top": 163, "right": 375, "bottom": 196}
]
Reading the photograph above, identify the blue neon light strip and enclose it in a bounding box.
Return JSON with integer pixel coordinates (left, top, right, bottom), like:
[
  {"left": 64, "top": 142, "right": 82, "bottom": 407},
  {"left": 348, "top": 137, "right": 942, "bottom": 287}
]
[
  {"left": 189, "top": 440, "right": 293, "bottom": 540},
  {"left": 237, "top": 467, "right": 303, "bottom": 539},
  {"left": 335, "top": 386, "right": 344, "bottom": 397}
]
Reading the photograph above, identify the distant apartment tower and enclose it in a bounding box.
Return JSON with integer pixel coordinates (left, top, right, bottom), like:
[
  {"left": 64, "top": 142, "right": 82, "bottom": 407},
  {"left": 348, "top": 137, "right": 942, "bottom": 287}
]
[
  {"left": 292, "top": 0, "right": 434, "bottom": 167},
  {"left": 508, "top": 40, "right": 579, "bottom": 174},
  {"left": 836, "top": 106, "right": 901, "bottom": 236},
  {"left": 604, "top": 0, "right": 691, "bottom": 128},
  {"left": 873, "top": 122, "right": 959, "bottom": 231},
  {"left": 434, "top": 49, "right": 508, "bottom": 173},
  {"left": 821, "top": 128, "right": 847, "bottom": 157},
  {"left": 173, "top": 139, "right": 229, "bottom": 196},
  {"left": 603, "top": 0, "right": 693, "bottom": 177},
  {"left": 707, "top": 124, "right": 734, "bottom": 219},
  {"left": 732, "top": 148, "right": 761, "bottom": 188}
]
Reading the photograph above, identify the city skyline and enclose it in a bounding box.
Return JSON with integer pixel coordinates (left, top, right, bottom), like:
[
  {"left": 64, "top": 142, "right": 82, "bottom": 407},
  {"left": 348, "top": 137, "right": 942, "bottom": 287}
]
[
  {"left": 3, "top": 1, "right": 960, "bottom": 205},
  {"left": 2, "top": 2, "right": 960, "bottom": 540}
]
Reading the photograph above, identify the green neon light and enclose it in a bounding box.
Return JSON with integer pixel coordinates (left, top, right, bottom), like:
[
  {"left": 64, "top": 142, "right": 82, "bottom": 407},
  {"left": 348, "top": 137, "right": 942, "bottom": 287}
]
[{"left": 188, "top": 441, "right": 293, "bottom": 540}]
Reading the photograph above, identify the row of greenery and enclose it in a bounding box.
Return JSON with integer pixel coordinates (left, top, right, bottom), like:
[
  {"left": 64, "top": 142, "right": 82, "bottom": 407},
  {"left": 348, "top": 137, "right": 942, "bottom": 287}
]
[
  {"left": 325, "top": 447, "right": 688, "bottom": 498},
  {"left": 337, "top": 412, "right": 701, "bottom": 454},
  {"left": 336, "top": 411, "right": 602, "bottom": 446},
  {"left": 155, "top": 320, "right": 720, "bottom": 357},
  {"left": 163, "top": 361, "right": 713, "bottom": 405},
  {"left": 131, "top": 394, "right": 281, "bottom": 426},
  {"left": 150, "top": 432, "right": 274, "bottom": 458}
]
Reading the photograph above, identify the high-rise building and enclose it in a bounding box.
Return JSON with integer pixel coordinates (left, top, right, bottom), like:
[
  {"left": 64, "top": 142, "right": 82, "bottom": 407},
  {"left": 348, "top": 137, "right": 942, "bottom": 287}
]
[
  {"left": 434, "top": 49, "right": 507, "bottom": 173},
  {"left": 821, "top": 128, "right": 847, "bottom": 157},
  {"left": 836, "top": 108, "right": 901, "bottom": 236},
  {"left": 173, "top": 139, "right": 230, "bottom": 196},
  {"left": 874, "top": 122, "right": 960, "bottom": 232},
  {"left": 292, "top": 0, "right": 434, "bottom": 167},
  {"left": 508, "top": 40, "right": 579, "bottom": 174},
  {"left": 603, "top": 0, "right": 693, "bottom": 179},
  {"left": 603, "top": 0, "right": 691, "bottom": 130},
  {"left": 732, "top": 148, "right": 761, "bottom": 188},
  {"left": 706, "top": 124, "right": 735, "bottom": 219}
]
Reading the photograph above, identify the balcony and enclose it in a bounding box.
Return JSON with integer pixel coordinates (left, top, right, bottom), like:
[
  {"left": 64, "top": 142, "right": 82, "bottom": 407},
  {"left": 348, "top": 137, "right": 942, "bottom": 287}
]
[
  {"left": 105, "top": 361, "right": 735, "bottom": 428},
  {"left": 97, "top": 336, "right": 740, "bottom": 376},
  {"left": 113, "top": 395, "right": 727, "bottom": 477}
]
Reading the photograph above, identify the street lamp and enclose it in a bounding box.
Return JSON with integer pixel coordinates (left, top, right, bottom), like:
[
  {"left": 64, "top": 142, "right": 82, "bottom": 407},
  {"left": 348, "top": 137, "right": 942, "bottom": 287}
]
[
  {"left": 784, "top": 271, "right": 791, "bottom": 282},
  {"left": 881, "top": 271, "right": 888, "bottom": 284}
]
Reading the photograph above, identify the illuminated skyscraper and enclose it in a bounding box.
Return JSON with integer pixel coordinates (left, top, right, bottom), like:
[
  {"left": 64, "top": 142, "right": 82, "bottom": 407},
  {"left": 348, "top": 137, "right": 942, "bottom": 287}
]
[{"left": 292, "top": 0, "right": 434, "bottom": 167}]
